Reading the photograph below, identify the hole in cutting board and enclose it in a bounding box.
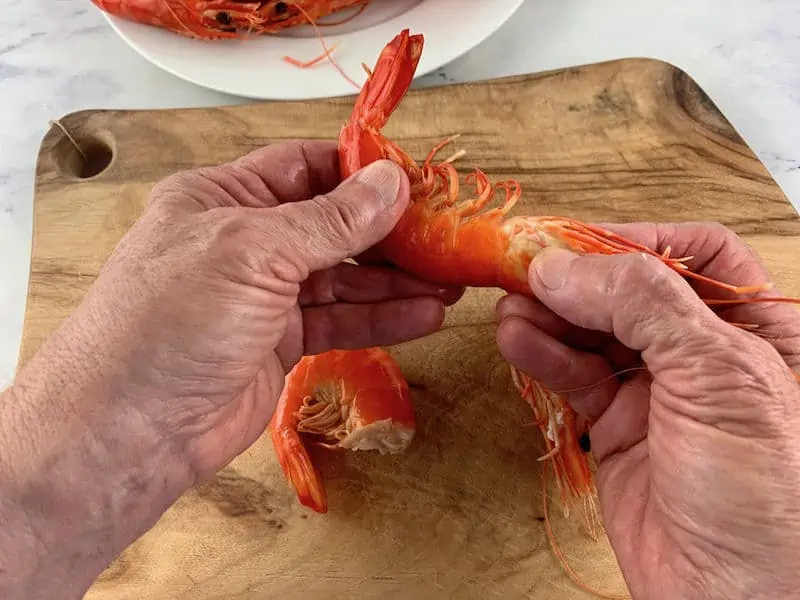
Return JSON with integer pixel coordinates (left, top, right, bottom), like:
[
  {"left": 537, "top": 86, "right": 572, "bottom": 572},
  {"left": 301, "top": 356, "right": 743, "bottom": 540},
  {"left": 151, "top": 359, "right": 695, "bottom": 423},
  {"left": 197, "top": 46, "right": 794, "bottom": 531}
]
[
  {"left": 76, "top": 139, "right": 113, "bottom": 178},
  {"left": 52, "top": 127, "right": 114, "bottom": 179}
]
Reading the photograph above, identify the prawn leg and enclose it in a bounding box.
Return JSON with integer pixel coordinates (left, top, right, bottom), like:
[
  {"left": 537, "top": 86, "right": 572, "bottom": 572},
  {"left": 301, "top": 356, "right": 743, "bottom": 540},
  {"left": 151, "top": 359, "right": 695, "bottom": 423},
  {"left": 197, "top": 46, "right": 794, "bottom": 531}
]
[{"left": 271, "top": 427, "right": 327, "bottom": 512}]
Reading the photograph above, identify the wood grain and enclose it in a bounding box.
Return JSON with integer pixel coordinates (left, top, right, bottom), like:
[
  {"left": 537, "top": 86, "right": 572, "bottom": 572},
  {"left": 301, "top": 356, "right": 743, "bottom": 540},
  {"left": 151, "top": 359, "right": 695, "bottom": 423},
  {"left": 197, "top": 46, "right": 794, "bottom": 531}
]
[{"left": 18, "top": 57, "right": 800, "bottom": 599}]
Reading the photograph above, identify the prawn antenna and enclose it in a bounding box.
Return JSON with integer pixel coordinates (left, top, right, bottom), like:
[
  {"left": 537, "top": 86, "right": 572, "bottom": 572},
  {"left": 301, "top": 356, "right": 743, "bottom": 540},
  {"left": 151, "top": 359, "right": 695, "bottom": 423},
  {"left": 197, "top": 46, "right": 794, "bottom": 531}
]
[
  {"left": 546, "top": 367, "right": 648, "bottom": 395},
  {"left": 540, "top": 468, "right": 631, "bottom": 600},
  {"left": 283, "top": 3, "right": 362, "bottom": 90}
]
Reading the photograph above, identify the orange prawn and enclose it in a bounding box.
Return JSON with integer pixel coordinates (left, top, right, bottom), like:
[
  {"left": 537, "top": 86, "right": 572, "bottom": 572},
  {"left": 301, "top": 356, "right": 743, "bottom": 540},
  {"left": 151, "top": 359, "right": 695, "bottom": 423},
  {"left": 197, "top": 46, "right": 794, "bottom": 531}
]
[
  {"left": 89, "top": 0, "right": 370, "bottom": 85},
  {"left": 268, "top": 347, "right": 415, "bottom": 513},
  {"left": 336, "top": 28, "right": 800, "bottom": 596},
  {"left": 338, "top": 29, "right": 789, "bottom": 301},
  {"left": 89, "top": 0, "right": 367, "bottom": 39}
]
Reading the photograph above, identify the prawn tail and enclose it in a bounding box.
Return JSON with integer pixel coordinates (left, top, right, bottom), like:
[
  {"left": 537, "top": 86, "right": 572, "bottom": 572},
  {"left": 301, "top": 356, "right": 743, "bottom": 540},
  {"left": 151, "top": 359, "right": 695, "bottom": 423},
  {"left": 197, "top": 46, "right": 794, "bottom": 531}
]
[
  {"left": 350, "top": 28, "right": 423, "bottom": 130},
  {"left": 270, "top": 427, "right": 328, "bottom": 513},
  {"left": 338, "top": 28, "right": 424, "bottom": 179}
]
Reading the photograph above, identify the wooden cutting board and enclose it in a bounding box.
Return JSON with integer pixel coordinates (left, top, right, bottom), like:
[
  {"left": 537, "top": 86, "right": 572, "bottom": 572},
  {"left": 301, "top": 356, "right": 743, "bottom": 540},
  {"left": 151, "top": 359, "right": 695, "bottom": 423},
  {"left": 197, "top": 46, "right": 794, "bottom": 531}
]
[{"left": 19, "top": 57, "right": 800, "bottom": 600}]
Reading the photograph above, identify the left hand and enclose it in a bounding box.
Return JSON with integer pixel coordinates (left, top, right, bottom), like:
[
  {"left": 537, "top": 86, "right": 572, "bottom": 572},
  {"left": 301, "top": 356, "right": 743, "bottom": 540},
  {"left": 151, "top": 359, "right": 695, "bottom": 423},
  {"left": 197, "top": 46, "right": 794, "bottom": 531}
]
[
  {"left": 18, "top": 140, "right": 461, "bottom": 480},
  {"left": 3, "top": 140, "right": 461, "bottom": 600}
]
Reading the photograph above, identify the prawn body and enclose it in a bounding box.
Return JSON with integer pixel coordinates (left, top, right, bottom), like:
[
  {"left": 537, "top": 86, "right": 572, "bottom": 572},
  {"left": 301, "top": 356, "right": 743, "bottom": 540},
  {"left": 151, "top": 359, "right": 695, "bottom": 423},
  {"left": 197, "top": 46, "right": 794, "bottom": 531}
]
[
  {"left": 336, "top": 30, "right": 531, "bottom": 293},
  {"left": 269, "top": 348, "right": 415, "bottom": 513},
  {"left": 337, "top": 30, "right": 746, "bottom": 298}
]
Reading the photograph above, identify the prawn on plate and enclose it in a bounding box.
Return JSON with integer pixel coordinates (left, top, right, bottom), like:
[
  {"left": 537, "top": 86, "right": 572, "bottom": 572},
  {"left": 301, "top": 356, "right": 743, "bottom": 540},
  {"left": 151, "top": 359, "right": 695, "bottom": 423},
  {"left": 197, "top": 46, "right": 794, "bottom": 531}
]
[
  {"left": 89, "top": 0, "right": 371, "bottom": 83},
  {"left": 89, "top": 0, "right": 369, "bottom": 39}
]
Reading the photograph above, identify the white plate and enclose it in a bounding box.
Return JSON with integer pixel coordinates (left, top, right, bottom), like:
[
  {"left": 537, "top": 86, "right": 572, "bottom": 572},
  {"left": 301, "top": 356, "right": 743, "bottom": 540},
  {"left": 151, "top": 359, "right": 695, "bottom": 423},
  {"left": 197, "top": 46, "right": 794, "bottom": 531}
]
[{"left": 101, "top": 0, "right": 525, "bottom": 100}]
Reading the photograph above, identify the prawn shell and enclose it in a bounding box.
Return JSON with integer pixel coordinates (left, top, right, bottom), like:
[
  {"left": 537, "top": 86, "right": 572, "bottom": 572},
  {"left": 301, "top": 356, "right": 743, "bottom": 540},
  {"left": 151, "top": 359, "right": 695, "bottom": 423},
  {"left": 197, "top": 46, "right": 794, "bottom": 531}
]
[
  {"left": 273, "top": 348, "right": 415, "bottom": 434},
  {"left": 269, "top": 347, "right": 415, "bottom": 513}
]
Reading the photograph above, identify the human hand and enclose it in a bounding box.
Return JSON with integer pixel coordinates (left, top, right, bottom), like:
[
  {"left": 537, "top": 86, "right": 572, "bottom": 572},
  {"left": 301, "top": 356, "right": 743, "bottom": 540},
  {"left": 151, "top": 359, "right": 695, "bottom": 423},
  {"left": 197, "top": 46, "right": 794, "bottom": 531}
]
[
  {"left": 3, "top": 140, "right": 461, "bottom": 599},
  {"left": 495, "top": 223, "right": 800, "bottom": 600},
  {"left": 23, "top": 139, "right": 462, "bottom": 479}
]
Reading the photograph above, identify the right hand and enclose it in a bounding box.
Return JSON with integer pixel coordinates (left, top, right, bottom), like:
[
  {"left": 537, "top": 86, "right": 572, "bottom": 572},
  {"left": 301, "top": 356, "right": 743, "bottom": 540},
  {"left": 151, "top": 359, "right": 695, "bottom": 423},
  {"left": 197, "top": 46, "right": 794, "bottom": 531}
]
[{"left": 495, "top": 223, "right": 800, "bottom": 600}]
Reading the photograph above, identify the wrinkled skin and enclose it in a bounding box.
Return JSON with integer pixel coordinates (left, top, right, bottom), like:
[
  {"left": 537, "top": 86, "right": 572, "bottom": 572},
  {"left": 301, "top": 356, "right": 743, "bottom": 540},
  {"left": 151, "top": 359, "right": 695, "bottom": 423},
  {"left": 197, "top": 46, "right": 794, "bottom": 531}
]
[
  {"left": 24, "top": 140, "right": 461, "bottom": 478},
  {"left": 496, "top": 223, "right": 800, "bottom": 600},
  {"left": 2, "top": 140, "right": 462, "bottom": 600}
]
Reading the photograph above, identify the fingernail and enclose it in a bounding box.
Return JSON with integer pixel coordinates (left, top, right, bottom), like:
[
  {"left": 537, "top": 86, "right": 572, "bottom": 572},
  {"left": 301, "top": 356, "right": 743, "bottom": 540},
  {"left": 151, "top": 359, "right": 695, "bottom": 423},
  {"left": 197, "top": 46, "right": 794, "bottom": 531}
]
[
  {"left": 355, "top": 160, "right": 401, "bottom": 207},
  {"left": 531, "top": 247, "right": 577, "bottom": 290}
]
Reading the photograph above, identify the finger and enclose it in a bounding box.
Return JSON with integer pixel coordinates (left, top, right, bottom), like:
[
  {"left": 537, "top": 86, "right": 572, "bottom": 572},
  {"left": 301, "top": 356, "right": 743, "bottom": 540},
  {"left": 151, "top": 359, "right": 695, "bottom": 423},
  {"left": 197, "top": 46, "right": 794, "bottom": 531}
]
[
  {"left": 597, "top": 222, "right": 800, "bottom": 364},
  {"left": 528, "top": 248, "right": 728, "bottom": 365},
  {"left": 299, "top": 263, "right": 464, "bottom": 307},
  {"left": 496, "top": 315, "right": 619, "bottom": 423},
  {"left": 529, "top": 248, "right": 800, "bottom": 440},
  {"left": 496, "top": 294, "right": 610, "bottom": 351},
  {"left": 275, "top": 305, "right": 304, "bottom": 373},
  {"left": 495, "top": 294, "right": 640, "bottom": 371},
  {"left": 261, "top": 160, "right": 411, "bottom": 277},
  {"left": 595, "top": 221, "right": 771, "bottom": 298},
  {"left": 302, "top": 297, "right": 446, "bottom": 354},
  {"left": 236, "top": 139, "right": 342, "bottom": 204},
  {"left": 151, "top": 140, "right": 341, "bottom": 212},
  {"left": 588, "top": 374, "right": 651, "bottom": 462},
  {"left": 496, "top": 308, "right": 650, "bottom": 468}
]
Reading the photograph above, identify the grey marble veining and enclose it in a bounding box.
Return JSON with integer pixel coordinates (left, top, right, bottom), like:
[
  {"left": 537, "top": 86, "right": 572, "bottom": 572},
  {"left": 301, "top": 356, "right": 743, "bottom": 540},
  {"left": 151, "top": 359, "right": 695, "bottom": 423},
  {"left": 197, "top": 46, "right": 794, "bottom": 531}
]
[{"left": 1, "top": 0, "right": 799, "bottom": 386}]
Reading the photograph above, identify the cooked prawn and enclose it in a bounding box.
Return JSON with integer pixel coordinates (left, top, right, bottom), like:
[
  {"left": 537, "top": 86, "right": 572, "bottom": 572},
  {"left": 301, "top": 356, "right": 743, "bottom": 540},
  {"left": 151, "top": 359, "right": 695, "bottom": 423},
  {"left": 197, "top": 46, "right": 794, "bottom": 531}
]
[
  {"left": 336, "top": 28, "right": 800, "bottom": 596},
  {"left": 89, "top": 1, "right": 369, "bottom": 87},
  {"left": 268, "top": 347, "right": 415, "bottom": 513},
  {"left": 337, "top": 28, "right": 796, "bottom": 303}
]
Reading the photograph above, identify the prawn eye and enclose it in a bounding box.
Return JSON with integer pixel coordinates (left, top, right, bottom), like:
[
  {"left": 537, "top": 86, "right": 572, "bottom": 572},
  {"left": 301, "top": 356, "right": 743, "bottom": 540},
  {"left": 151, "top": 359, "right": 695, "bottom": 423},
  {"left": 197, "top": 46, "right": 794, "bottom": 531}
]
[
  {"left": 579, "top": 433, "right": 591, "bottom": 453},
  {"left": 274, "top": 1, "right": 288, "bottom": 13},
  {"left": 215, "top": 11, "right": 232, "bottom": 25}
]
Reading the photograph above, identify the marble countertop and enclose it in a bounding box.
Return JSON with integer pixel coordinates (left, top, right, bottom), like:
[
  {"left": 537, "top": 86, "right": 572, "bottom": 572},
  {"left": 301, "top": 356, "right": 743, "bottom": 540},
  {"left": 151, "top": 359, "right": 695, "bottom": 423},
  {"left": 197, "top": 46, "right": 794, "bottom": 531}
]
[{"left": 2, "top": 0, "right": 799, "bottom": 386}]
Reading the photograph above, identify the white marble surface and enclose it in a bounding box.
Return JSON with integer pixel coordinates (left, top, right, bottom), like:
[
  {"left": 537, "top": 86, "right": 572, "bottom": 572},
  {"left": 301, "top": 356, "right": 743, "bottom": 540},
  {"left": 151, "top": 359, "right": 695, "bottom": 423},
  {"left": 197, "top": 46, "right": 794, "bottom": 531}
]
[{"left": 2, "top": 0, "right": 799, "bottom": 386}]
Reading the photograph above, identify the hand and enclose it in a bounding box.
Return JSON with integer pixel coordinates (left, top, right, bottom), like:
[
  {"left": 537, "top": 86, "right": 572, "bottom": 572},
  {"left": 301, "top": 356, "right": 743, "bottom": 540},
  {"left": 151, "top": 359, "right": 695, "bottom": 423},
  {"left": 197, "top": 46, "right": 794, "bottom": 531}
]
[
  {"left": 2, "top": 140, "right": 461, "bottom": 599},
  {"left": 25, "top": 139, "right": 461, "bottom": 477},
  {"left": 496, "top": 223, "right": 800, "bottom": 600}
]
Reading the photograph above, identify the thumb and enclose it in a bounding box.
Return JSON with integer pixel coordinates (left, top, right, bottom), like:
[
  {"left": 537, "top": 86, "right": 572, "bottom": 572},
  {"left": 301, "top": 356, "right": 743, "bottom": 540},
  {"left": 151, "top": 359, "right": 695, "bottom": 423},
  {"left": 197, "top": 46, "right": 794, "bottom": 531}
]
[
  {"left": 269, "top": 160, "right": 409, "bottom": 275},
  {"left": 528, "top": 247, "right": 723, "bottom": 361},
  {"left": 528, "top": 247, "right": 800, "bottom": 445}
]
